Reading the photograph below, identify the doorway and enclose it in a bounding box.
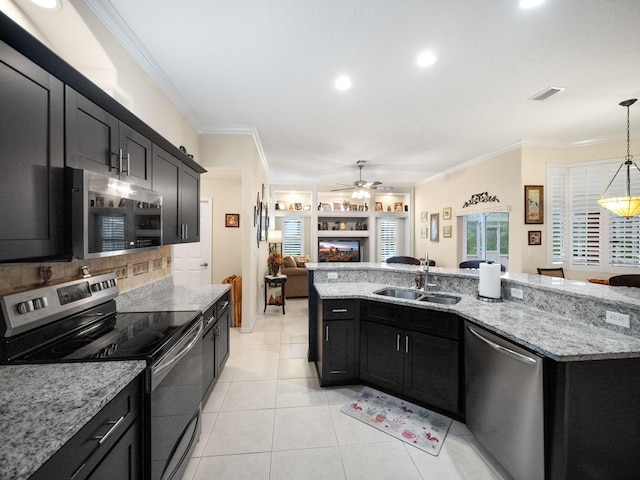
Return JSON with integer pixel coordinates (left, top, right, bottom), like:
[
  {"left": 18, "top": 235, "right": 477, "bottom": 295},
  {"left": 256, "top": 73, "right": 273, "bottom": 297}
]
[{"left": 172, "top": 198, "right": 212, "bottom": 286}]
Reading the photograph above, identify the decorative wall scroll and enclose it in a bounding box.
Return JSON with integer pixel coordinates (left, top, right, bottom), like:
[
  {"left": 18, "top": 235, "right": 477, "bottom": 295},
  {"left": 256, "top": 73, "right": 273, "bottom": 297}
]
[{"left": 463, "top": 192, "right": 500, "bottom": 208}]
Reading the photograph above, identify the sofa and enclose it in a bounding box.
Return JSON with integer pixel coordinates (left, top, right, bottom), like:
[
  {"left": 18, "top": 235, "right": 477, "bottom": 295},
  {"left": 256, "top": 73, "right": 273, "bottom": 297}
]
[{"left": 280, "top": 255, "right": 309, "bottom": 298}]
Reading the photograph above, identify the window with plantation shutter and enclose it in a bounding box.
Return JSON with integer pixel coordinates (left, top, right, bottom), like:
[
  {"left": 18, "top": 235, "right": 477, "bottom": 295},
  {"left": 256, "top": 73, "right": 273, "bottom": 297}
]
[
  {"left": 548, "top": 160, "right": 640, "bottom": 271},
  {"left": 570, "top": 167, "right": 601, "bottom": 266},
  {"left": 378, "top": 218, "right": 398, "bottom": 262},
  {"left": 548, "top": 166, "right": 567, "bottom": 264},
  {"left": 282, "top": 217, "right": 303, "bottom": 256}
]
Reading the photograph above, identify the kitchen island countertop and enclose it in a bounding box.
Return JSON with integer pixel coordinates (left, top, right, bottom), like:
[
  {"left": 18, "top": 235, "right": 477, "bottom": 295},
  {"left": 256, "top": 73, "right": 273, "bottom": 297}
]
[{"left": 0, "top": 361, "right": 146, "bottom": 480}]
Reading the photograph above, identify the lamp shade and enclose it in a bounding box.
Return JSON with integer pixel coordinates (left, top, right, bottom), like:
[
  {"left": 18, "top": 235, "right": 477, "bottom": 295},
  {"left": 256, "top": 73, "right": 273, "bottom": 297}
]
[
  {"left": 269, "top": 229, "right": 282, "bottom": 244},
  {"left": 597, "top": 197, "right": 640, "bottom": 218}
]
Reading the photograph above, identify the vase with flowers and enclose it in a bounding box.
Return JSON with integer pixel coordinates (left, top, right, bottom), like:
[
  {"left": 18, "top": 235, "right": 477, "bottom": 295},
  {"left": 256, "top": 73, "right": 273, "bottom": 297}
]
[{"left": 267, "top": 251, "right": 283, "bottom": 276}]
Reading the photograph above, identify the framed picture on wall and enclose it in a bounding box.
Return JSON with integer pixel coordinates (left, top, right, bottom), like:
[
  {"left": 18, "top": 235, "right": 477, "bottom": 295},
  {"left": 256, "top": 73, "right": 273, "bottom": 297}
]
[
  {"left": 443, "top": 225, "right": 452, "bottom": 238},
  {"left": 421, "top": 228, "right": 427, "bottom": 239},
  {"left": 225, "top": 213, "right": 239, "bottom": 228},
  {"left": 525, "top": 185, "right": 544, "bottom": 224},
  {"left": 430, "top": 213, "right": 439, "bottom": 242},
  {"left": 528, "top": 230, "right": 542, "bottom": 245},
  {"left": 442, "top": 207, "right": 452, "bottom": 220},
  {"left": 421, "top": 211, "right": 428, "bottom": 223}
]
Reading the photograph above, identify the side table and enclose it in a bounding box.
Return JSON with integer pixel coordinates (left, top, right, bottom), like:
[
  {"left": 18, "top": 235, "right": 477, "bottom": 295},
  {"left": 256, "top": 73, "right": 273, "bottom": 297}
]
[{"left": 264, "top": 274, "right": 287, "bottom": 314}]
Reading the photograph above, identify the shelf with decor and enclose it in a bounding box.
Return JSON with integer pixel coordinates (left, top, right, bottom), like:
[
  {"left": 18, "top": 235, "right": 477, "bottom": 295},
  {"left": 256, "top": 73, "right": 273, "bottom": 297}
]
[{"left": 317, "top": 230, "right": 370, "bottom": 238}]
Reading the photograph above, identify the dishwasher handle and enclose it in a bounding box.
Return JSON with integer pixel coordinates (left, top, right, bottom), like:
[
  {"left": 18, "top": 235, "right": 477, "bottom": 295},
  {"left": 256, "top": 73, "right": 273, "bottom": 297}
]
[{"left": 466, "top": 325, "right": 537, "bottom": 366}]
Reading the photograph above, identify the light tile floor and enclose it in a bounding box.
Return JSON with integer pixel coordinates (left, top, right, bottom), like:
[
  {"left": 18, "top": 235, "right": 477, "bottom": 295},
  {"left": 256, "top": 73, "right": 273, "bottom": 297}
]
[{"left": 183, "top": 298, "right": 512, "bottom": 480}]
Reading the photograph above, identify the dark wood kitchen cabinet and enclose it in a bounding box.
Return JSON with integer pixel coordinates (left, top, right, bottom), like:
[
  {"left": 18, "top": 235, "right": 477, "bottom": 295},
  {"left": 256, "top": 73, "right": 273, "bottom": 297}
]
[
  {"left": 30, "top": 374, "right": 143, "bottom": 480},
  {"left": 0, "top": 40, "right": 68, "bottom": 262},
  {"left": 152, "top": 144, "right": 200, "bottom": 244},
  {"left": 316, "top": 298, "right": 359, "bottom": 386},
  {"left": 203, "top": 291, "right": 231, "bottom": 401},
  {"left": 65, "top": 87, "right": 152, "bottom": 189},
  {"left": 360, "top": 301, "right": 461, "bottom": 417}
]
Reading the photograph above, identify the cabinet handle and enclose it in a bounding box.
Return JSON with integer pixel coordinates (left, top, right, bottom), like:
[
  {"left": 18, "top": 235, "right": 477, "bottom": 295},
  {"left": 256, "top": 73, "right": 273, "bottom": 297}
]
[
  {"left": 325, "top": 325, "right": 329, "bottom": 342},
  {"left": 94, "top": 415, "right": 125, "bottom": 445},
  {"left": 405, "top": 335, "right": 409, "bottom": 354},
  {"left": 185, "top": 224, "right": 188, "bottom": 239},
  {"left": 331, "top": 308, "right": 348, "bottom": 313},
  {"left": 124, "top": 152, "right": 130, "bottom": 175},
  {"left": 396, "top": 334, "right": 401, "bottom": 351},
  {"left": 118, "top": 149, "right": 123, "bottom": 173}
]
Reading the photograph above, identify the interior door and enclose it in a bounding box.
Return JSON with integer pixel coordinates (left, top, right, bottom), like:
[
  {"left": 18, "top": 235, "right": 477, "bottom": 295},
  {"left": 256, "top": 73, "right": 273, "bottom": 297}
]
[{"left": 172, "top": 198, "right": 211, "bottom": 286}]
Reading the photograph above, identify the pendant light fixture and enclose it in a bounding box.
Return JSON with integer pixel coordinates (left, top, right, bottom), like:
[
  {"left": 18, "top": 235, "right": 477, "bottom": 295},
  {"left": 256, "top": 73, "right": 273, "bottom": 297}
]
[{"left": 597, "top": 99, "right": 640, "bottom": 218}]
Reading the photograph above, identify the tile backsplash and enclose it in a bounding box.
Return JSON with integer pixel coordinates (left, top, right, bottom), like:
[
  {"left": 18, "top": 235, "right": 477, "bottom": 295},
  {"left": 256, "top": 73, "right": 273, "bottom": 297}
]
[{"left": 0, "top": 246, "right": 172, "bottom": 296}]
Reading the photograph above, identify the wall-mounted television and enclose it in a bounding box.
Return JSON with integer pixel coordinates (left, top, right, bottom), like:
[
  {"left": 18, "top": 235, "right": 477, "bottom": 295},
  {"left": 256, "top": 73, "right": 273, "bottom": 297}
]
[{"left": 318, "top": 239, "right": 361, "bottom": 262}]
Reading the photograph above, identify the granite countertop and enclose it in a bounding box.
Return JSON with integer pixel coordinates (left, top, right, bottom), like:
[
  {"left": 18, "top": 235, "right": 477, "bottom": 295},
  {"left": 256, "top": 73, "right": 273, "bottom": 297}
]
[
  {"left": 314, "top": 280, "right": 640, "bottom": 362},
  {"left": 0, "top": 361, "right": 146, "bottom": 480},
  {"left": 117, "top": 278, "right": 230, "bottom": 313}
]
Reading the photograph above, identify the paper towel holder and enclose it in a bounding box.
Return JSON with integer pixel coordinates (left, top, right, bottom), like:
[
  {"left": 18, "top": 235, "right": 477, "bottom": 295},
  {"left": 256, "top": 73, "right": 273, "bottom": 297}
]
[{"left": 477, "top": 294, "right": 503, "bottom": 303}]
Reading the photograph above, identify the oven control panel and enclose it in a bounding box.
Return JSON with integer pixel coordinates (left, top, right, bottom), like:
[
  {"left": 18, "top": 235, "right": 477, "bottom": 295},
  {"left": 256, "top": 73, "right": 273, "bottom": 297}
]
[{"left": 0, "top": 273, "right": 119, "bottom": 337}]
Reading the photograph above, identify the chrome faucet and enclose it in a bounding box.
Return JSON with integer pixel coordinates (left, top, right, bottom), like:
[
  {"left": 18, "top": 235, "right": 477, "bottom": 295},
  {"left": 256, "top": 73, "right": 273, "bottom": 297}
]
[{"left": 415, "top": 252, "right": 437, "bottom": 292}]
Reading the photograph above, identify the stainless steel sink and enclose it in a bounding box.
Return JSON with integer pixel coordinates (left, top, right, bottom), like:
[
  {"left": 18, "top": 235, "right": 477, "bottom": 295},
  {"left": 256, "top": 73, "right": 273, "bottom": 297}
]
[
  {"left": 374, "top": 288, "right": 424, "bottom": 300},
  {"left": 417, "top": 293, "right": 461, "bottom": 305},
  {"left": 373, "top": 288, "right": 461, "bottom": 304}
]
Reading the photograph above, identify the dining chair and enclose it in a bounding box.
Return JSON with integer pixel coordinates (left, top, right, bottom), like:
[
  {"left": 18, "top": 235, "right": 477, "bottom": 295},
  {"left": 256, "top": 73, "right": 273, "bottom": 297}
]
[
  {"left": 609, "top": 275, "right": 640, "bottom": 287},
  {"left": 386, "top": 256, "right": 421, "bottom": 265},
  {"left": 459, "top": 260, "right": 506, "bottom": 272},
  {"left": 536, "top": 267, "right": 565, "bottom": 278}
]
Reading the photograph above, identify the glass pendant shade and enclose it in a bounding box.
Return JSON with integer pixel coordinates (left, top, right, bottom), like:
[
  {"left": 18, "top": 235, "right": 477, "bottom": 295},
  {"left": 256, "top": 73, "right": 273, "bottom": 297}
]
[
  {"left": 598, "top": 99, "right": 639, "bottom": 218},
  {"left": 597, "top": 195, "right": 640, "bottom": 218}
]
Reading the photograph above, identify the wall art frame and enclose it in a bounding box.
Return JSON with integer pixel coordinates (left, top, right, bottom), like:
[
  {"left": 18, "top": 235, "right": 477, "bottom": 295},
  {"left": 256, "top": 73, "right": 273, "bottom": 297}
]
[
  {"left": 525, "top": 185, "right": 544, "bottom": 224},
  {"left": 430, "top": 213, "right": 439, "bottom": 242},
  {"left": 528, "top": 230, "right": 542, "bottom": 245},
  {"left": 225, "top": 213, "right": 239, "bottom": 228}
]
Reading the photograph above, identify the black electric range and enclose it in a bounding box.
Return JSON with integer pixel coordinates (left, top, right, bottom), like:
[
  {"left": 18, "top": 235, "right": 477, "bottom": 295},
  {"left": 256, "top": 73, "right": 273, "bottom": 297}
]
[{"left": 0, "top": 273, "right": 203, "bottom": 480}]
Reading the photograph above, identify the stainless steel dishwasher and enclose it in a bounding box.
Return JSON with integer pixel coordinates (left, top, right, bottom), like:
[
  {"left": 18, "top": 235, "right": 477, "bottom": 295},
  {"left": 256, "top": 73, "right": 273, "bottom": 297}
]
[{"left": 464, "top": 322, "right": 544, "bottom": 480}]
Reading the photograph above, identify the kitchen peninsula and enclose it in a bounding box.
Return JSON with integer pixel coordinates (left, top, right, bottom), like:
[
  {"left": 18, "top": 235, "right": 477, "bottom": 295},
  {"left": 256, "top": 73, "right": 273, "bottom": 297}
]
[{"left": 307, "top": 263, "right": 640, "bottom": 480}]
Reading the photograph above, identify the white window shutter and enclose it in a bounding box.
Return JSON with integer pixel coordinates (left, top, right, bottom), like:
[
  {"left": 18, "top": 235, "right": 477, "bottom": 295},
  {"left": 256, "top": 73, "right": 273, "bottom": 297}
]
[
  {"left": 283, "top": 218, "right": 303, "bottom": 256},
  {"left": 548, "top": 166, "right": 567, "bottom": 265},
  {"left": 378, "top": 218, "right": 398, "bottom": 262},
  {"left": 570, "top": 167, "right": 601, "bottom": 266}
]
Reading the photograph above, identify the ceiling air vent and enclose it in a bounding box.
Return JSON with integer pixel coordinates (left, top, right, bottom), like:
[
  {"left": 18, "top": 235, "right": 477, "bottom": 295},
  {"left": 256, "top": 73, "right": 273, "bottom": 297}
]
[{"left": 529, "top": 87, "right": 565, "bottom": 101}]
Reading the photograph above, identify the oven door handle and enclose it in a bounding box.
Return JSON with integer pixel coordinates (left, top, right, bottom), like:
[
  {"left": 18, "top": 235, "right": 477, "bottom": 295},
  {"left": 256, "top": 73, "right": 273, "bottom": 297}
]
[{"left": 152, "top": 319, "right": 203, "bottom": 379}]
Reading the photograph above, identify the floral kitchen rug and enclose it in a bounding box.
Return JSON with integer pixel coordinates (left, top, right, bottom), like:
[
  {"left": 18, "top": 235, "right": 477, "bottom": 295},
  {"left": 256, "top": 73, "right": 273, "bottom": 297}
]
[{"left": 340, "top": 386, "right": 452, "bottom": 456}]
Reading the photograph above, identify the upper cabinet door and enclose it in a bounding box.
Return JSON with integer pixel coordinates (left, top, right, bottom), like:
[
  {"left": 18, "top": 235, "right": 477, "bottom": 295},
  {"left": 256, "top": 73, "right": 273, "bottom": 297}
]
[
  {"left": 180, "top": 165, "right": 200, "bottom": 243},
  {"left": 65, "top": 86, "right": 119, "bottom": 176},
  {"left": 66, "top": 87, "right": 152, "bottom": 189},
  {"left": 118, "top": 122, "right": 152, "bottom": 189},
  {"left": 152, "top": 145, "right": 181, "bottom": 244},
  {"left": 0, "top": 41, "right": 67, "bottom": 261}
]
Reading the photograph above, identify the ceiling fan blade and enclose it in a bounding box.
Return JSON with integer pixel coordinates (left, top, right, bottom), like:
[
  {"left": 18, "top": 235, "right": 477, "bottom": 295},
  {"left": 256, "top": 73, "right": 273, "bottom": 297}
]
[{"left": 331, "top": 186, "right": 355, "bottom": 192}]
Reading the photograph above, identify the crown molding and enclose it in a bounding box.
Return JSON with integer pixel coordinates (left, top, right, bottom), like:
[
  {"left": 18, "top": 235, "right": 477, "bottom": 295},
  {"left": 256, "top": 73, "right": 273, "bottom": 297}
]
[{"left": 84, "top": 0, "right": 201, "bottom": 129}]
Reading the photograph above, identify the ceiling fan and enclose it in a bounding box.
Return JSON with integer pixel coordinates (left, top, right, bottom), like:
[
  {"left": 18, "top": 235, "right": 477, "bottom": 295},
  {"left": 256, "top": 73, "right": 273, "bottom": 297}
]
[{"left": 331, "top": 161, "right": 382, "bottom": 199}]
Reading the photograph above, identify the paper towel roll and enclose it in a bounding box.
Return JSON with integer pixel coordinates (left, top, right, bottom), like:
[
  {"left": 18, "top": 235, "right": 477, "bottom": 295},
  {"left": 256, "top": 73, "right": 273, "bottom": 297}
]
[{"left": 478, "top": 262, "right": 501, "bottom": 299}]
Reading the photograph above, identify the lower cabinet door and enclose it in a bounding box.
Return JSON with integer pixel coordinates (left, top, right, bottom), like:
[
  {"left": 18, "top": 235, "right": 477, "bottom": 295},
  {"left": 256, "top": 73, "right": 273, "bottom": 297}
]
[
  {"left": 359, "top": 320, "right": 403, "bottom": 393},
  {"left": 404, "top": 331, "right": 459, "bottom": 413},
  {"left": 321, "top": 319, "right": 357, "bottom": 384},
  {"left": 87, "top": 420, "right": 141, "bottom": 480}
]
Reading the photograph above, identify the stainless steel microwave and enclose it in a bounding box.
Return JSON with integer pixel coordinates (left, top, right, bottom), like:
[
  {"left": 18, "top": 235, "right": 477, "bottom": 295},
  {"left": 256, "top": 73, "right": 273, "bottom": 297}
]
[{"left": 68, "top": 168, "right": 162, "bottom": 259}]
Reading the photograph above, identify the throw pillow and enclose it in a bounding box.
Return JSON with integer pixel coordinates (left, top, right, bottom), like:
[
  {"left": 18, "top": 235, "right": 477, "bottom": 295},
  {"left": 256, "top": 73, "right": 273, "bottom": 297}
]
[{"left": 282, "top": 255, "right": 297, "bottom": 268}]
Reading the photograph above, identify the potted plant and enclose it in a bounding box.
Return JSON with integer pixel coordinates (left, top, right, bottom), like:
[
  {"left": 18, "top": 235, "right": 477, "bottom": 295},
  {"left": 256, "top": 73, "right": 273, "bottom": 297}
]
[{"left": 267, "top": 251, "right": 283, "bottom": 276}]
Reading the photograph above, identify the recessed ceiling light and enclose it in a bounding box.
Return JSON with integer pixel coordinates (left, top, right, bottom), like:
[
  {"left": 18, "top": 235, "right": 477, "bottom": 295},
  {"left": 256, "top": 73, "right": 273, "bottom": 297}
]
[
  {"left": 30, "top": 0, "right": 61, "bottom": 10},
  {"left": 417, "top": 51, "right": 437, "bottom": 68},
  {"left": 519, "top": 0, "right": 545, "bottom": 9},
  {"left": 335, "top": 75, "right": 352, "bottom": 91}
]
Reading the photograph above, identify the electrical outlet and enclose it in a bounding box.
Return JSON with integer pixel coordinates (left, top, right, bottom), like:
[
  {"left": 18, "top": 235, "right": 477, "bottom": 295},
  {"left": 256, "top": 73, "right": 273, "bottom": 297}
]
[
  {"left": 511, "top": 288, "right": 524, "bottom": 300},
  {"left": 327, "top": 272, "right": 338, "bottom": 280},
  {"left": 606, "top": 311, "right": 630, "bottom": 328}
]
